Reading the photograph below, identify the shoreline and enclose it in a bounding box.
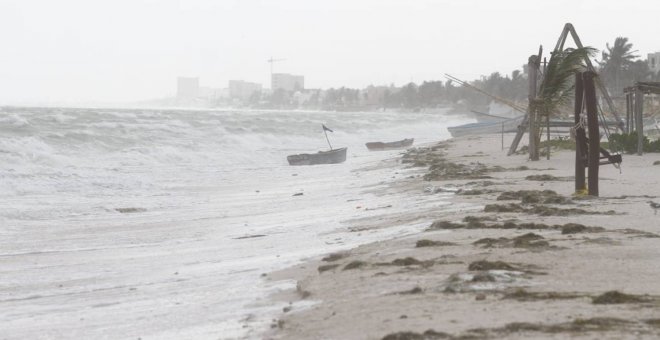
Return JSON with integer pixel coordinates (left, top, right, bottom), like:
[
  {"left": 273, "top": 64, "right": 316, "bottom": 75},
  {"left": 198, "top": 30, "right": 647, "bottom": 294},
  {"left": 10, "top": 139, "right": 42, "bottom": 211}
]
[{"left": 263, "top": 133, "right": 660, "bottom": 339}]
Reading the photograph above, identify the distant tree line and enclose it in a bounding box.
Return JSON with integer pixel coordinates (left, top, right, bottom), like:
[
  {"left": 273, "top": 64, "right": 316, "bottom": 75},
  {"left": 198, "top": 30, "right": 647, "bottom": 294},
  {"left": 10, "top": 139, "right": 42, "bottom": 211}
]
[{"left": 248, "top": 36, "right": 658, "bottom": 110}]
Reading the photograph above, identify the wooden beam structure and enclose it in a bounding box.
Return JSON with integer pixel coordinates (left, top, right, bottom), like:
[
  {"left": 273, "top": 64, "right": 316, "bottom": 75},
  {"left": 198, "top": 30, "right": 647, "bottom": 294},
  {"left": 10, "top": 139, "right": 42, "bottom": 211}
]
[
  {"left": 555, "top": 23, "right": 624, "bottom": 132},
  {"left": 583, "top": 71, "right": 600, "bottom": 196},
  {"left": 508, "top": 23, "right": 626, "bottom": 156},
  {"left": 574, "top": 71, "right": 624, "bottom": 196},
  {"left": 574, "top": 73, "right": 586, "bottom": 192},
  {"left": 623, "top": 81, "right": 660, "bottom": 155},
  {"left": 508, "top": 50, "right": 541, "bottom": 156}
]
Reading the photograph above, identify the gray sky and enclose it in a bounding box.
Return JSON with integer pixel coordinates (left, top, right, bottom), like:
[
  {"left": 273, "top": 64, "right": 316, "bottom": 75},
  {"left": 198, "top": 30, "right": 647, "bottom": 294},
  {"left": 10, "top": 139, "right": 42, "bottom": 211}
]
[{"left": 1, "top": 0, "right": 658, "bottom": 104}]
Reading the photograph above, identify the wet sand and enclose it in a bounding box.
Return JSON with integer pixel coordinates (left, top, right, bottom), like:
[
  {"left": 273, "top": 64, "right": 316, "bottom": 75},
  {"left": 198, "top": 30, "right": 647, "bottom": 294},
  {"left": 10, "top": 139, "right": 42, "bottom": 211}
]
[{"left": 264, "top": 133, "right": 660, "bottom": 339}]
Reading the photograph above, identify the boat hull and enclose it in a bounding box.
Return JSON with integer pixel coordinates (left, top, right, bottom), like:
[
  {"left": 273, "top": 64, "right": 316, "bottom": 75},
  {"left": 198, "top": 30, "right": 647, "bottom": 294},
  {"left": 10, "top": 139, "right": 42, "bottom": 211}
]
[
  {"left": 365, "top": 138, "right": 414, "bottom": 151},
  {"left": 287, "top": 147, "right": 348, "bottom": 166},
  {"left": 448, "top": 117, "right": 523, "bottom": 137}
]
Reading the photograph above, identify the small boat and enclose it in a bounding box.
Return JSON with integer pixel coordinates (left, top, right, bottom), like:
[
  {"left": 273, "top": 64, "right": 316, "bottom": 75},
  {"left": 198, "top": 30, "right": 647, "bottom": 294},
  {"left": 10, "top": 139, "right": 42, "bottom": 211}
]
[
  {"left": 287, "top": 147, "right": 347, "bottom": 166},
  {"left": 365, "top": 138, "right": 414, "bottom": 151},
  {"left": 448, "top": 116, "right": 523, "bottom": 137}
]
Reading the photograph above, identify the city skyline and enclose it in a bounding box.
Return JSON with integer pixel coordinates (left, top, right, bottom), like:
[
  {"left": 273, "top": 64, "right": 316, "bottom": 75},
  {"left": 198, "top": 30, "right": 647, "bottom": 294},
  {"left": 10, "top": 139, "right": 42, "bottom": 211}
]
[{"left": 1, "top": 0, "right": 659, "bottom": 105}]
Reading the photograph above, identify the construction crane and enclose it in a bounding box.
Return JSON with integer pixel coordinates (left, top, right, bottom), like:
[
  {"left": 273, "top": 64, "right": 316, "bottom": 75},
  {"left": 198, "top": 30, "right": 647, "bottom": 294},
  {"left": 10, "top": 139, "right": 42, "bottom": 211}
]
[{"left": 267, "top": 57, "right": 286, "bottom": 76}]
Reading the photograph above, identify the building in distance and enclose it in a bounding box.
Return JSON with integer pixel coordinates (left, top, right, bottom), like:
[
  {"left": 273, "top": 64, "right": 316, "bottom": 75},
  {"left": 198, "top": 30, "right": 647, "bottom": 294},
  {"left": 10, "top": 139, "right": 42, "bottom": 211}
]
[
  {"left": 177, "top": 77, "right": 200, "bottom": 100},
  {"left": 271, "top": 73, "right": 304, "bottom": 92},
  {"left": 648, "top": 52, "right": 660, "bottom": 75},
  {"left": 228, "top": 80, "right": 262, "bottom": 100}
]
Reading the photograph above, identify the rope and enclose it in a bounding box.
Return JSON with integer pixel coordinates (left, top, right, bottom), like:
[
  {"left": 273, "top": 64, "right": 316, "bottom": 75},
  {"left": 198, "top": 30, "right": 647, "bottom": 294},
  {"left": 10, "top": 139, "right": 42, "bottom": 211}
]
[{"left": 571, "top": 98, "right": 622, "bottom": 172}]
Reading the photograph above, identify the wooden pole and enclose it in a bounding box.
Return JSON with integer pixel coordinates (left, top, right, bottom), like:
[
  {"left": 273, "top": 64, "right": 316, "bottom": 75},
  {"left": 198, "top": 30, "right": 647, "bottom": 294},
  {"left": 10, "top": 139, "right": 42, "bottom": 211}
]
[
  {"left": 625, "top": 93, "right": 631, "bottom": 134},
  {"left": 635, "top": 88, "right": 644, "bottom": 155},
  {"left": 583, "top": 71, "right": 599, "bottom": 196},
  {"left": 546, "top": 113, "right": 550, "bottom": 160},
  {"left": 508, "top": 52, "right": 540, "bottom": 156},
  {"left": 574, "top": 73, "right": 586, "bottom": 192},
  {"left": 501, "top": 121, "right": 504, "bottom": 150},
  {"left": 528, "top": 55, "right": 539, "bottom": 161},
  {"left": 544, "top": 57, "right": 550, "bottom": 160},
  {"left": 323, "top": 129, "right": 333, "bottom": 150}
]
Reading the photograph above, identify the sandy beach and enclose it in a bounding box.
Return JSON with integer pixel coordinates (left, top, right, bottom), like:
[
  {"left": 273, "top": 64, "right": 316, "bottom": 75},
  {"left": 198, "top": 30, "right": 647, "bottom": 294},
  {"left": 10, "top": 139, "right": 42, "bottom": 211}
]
[{"left": 265, "top": 133, "right": 660, "bottom": 339}]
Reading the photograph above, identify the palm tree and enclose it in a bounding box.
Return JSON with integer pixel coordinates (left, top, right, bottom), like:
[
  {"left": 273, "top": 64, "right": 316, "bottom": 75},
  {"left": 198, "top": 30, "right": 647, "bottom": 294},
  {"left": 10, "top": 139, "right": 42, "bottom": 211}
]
[
  {"left": 529, "top": 47, "right": 596, "bottom": 160},
  {"left": 598, "top": 37, "right": 639, "bottom": 95}
]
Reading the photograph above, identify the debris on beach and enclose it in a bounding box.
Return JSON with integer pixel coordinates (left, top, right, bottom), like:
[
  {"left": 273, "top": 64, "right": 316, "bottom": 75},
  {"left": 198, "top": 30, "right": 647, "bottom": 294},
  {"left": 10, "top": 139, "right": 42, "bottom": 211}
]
[
  {"left": 560, "top": 223, "right": 604, "bottom": 234},
  {"left": 317, "top": 264, "right": 340, "bottom": 273},
  {"left": 468, "top": 260, "right": 517, "bottom": 271},
  {"left": 115, "top": 207, "right": 147, "bottom": 213},
  {"left": 343, "top": 260, "right": 368, "bottom": 270},
  {"left": 415, "top": 239, "right": 456, "bottom": 248},
  {"left": 497, "top": 190, "right": 572, "bottom": 204},
  {"left": 233, "top": 234, "right": 267, "bottom": 239},
  {"left": 525, "top": 174, "right": 562, "bottom": 181},
  {"left": 502, "top": 288, "right": 584, "bottom": 301},
  {"left": 322, "top": 252, "right": 349, "bottom": 262},
  {"left": 592, "top": 291, "right": 649, "bottom": 304}
]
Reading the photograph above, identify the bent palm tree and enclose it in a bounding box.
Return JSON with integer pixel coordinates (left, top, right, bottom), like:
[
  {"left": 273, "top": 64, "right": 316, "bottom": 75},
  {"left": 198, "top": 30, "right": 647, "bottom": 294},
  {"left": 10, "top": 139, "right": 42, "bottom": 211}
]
[{"left": 529, "top": 47, "right": 596, "bottom": 160}]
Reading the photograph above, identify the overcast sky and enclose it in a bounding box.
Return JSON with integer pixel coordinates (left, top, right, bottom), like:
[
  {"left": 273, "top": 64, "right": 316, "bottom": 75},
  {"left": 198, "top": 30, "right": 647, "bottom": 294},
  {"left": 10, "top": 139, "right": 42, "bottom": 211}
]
[{"left": 1, "top": 0, "right": 658, "bottom": 104}]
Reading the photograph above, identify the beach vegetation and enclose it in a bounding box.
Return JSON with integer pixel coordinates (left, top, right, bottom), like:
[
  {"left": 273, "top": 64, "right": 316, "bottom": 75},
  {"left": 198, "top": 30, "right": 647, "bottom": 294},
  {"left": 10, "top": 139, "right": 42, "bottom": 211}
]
[{"left": 609, "top": 132, "right": 660, "bottom": 154}]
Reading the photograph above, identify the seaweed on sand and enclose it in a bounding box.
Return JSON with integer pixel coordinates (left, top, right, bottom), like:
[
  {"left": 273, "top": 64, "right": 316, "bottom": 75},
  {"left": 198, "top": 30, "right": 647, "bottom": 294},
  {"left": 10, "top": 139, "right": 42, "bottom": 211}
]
[
  {"left": 343, "top": 260, "right": 368, "bottom": 270},
  {"left": 381, "top": 330, "right": 450, "bottom": 340},
  {"left": 468, "top": 260, "right": 517, "bottom": 271},
  {"left": 423, "top": 161, "right": 494, "bottom": 181},
  {"left": 592, "top": 291, "right": 649, "bottom": 304},
  {"left": 378, "top": 257, "right": 435, "bottom": 267},
  {"left": 503, "top": 288, "right": 584, "bottom": 301},
  {"left": 416, "top": 239, "right": 456, "bottom": 247},
  {"left": 525, "top": 174, "right": 562, "bottom": 181},
  {"left": 322, "top": 252, "right": 349, "bottom": 262},
  {"left": 484, "top": 203, "right": 612, "bottom": 216},
  {"left": 317, "top": 264, "right": 340, "bottom": 273},
  {"left": 561, "top": 223, "right": 605, "bottom": 234},
  {"left": 497, "top": 190, "right": 572, "bottom": 204}
]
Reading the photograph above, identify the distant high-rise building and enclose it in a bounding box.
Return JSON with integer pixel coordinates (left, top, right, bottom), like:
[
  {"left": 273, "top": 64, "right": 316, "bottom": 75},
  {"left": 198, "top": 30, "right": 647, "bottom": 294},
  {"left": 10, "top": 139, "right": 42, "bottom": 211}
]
[
  {"left": 648, "top": 52, "right": 660, "bottom": 74},
  {"left": 177, "top": 77, "right": 200, "bottom": 99},
  {"left": 228, "top": 80, "right": 262, "bottom": 100},
  {"left": 271, "top": 73, "right": 304, "bottom": 92}
]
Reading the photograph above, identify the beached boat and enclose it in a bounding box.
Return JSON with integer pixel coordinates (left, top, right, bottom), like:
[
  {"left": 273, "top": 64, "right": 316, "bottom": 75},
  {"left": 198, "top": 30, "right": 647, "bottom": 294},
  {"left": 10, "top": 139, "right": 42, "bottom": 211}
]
[
  {"left": 287, "top": 147, "right": 347, "bottom": 166},
  {"left": 365, "top": 138, "right": 414, "bottom": 151},
  {"left": 448, "top": 116, "right": 523, "bottom": 137}
]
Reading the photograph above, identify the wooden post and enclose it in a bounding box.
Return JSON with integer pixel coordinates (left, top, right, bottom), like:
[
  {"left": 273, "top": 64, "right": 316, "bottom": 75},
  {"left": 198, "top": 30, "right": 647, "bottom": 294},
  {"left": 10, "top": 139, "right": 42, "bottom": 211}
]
[
  {"left": 624, "top": 93, "right": 631, "bottom": 133},
  {"left": 546, "top": 113, "right": 550, "bottom": 160},
  {"left": 528, "top": 55, "right": 539, "bottom": 161},
  {"left": 635, "top": 88, "right": 644, "bottom": 155},
  {"left": 583, "top": 71, "right": 599, "bottom": 196},
  {"left": 501, "top": 121, "right": 504, "bottom": 150},
  {"left": 544, "top": 57, "right": 550, "bottom": 160},
  {"left": 574, "top": 73, "right": 586, "bottom": 192}
]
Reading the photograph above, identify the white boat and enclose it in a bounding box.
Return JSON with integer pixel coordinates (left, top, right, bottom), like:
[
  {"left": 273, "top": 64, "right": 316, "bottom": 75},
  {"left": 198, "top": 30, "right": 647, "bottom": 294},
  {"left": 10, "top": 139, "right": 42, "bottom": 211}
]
[{"left": 448, "top": 116, "right": 524, "bottom": 137}]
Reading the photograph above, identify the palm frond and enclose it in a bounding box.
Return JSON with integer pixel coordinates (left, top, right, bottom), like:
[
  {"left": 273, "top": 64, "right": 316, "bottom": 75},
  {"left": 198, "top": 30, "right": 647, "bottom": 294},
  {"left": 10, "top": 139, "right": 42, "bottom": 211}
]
[{"left": 536, "top": 47, "right": 596, "bottom": 116}]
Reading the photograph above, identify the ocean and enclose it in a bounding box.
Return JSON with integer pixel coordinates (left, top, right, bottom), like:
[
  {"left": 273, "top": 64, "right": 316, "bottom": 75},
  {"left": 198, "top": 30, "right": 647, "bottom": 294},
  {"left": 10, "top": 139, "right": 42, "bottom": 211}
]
[{"left": 0, "top": 107, "right": 473, "bottom": 339}]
